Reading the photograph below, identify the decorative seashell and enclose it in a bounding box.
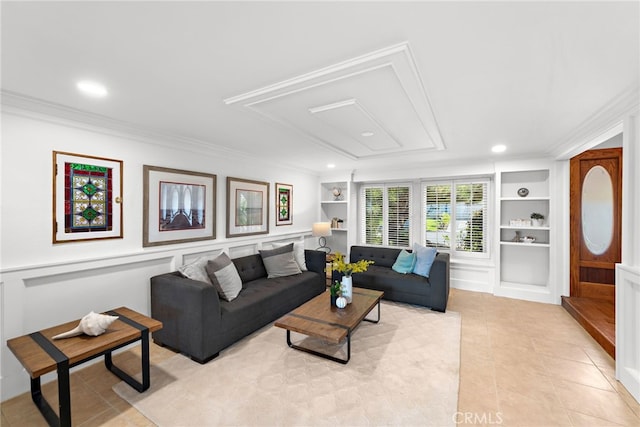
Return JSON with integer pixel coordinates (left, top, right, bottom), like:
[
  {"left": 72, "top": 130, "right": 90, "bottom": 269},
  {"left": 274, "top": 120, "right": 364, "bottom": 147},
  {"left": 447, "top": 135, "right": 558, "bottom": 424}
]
[
  {"left": 52, "top": 311, "right": 119, "bottom": 339},
  {"left": 336, "top": 296, "right": 347, "bottom": 309}
]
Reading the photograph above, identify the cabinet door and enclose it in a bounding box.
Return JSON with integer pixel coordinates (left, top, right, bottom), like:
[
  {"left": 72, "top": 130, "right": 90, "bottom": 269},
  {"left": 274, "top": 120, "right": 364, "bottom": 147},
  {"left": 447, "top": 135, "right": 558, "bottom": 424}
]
[{"left": 569, "top": 148, "right": 622, "bottom": 301}]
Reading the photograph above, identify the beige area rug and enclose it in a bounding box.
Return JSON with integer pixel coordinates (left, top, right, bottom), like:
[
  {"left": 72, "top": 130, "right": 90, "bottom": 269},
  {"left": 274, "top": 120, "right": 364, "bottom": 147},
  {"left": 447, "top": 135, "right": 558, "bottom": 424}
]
[{"left": 113, "top": 301, "right": 461, "bottom": 426}]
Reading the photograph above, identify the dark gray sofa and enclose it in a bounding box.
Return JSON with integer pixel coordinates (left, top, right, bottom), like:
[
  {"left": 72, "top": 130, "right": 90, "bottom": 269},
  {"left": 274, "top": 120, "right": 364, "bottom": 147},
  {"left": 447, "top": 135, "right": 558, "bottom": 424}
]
[
  {"left": 334, "top": 245, "right": 450, "bottom": 312},
  {"left": 151, "top": 249, "right": 326, "bottom": 363}
]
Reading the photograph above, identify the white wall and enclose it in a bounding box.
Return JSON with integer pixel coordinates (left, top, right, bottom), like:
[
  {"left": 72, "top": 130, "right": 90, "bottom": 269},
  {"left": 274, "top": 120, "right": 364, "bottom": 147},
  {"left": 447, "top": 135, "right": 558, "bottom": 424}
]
[
  {"left": 616, "top": 111, "right": 640, "bottom": 403},
  {"left": 0, "top": 109, "right": 320, "bottom": 400}
]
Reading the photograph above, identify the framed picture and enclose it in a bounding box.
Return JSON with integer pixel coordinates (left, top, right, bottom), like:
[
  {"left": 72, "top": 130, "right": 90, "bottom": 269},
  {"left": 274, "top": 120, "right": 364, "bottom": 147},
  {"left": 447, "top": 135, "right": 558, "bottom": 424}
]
[
  {"left": 226, "top": 177, "right": 269, "bottom": 237},
  {"left": 52, "top": 151, "right": 123, "bottom": 243},
  {"left": 143, "top": 165, "right": 216, "bottom": 247},
  {"left": 275, "top": 182, "right": 293, "bottom": 226}
]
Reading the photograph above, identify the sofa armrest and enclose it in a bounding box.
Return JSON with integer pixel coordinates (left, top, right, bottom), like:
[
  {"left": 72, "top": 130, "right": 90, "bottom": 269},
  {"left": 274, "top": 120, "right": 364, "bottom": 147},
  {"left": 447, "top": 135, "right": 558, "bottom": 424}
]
[
  {"left": 428, "top": 252, "right": 450, "bottom": 312},
  {"left": 304, "top": 249, "right": 327, "bottom": 276},
  {"left": 150, "top": 272, "right": 222, "bottom": 363}
]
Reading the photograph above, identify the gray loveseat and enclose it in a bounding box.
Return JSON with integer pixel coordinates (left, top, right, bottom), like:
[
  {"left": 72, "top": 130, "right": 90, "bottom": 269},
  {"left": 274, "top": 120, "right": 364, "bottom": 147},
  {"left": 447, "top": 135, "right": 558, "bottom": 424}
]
[
  {"left": 334, "top": 245, "right": 450, "bottom": 312},
  {"left": 151, "top": 249, "right": 326, "bottom": 363}
]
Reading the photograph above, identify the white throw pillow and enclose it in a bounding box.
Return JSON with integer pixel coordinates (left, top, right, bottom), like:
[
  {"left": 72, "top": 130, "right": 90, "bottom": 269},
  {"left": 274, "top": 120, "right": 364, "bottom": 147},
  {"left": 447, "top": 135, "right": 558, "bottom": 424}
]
[{"left": 178, "top": 256, "right": 213, "bottom": 285}]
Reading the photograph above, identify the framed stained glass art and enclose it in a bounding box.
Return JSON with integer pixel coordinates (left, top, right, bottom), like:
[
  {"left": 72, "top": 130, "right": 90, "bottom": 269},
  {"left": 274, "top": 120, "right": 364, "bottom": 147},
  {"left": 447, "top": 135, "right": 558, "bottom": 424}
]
[
  {"left": 52, "top": 151, "right": 123, "bottom": 243},
  {"left": 275, "top": 183, "right": 293, "bottom": 226},
  {"left": 143, "top": 165, "right": 216, "bottom": 247},
  {"left": 226, "top": 177, "right": 269, "bottom": 237}
]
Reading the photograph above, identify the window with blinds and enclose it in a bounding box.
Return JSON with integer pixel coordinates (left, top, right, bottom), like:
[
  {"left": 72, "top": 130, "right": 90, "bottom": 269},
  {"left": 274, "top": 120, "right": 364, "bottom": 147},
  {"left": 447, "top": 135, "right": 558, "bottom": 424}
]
[
  {"left": 454, "top": 182, "right": 487, "bottom": 254},
  {"left": 361, "top": 184, "right": 411, "bottom": 247},
  {"left": 422, "top": 180, "right": 489, "bottom": 256},
  {"left": 363, "top": 187, "right": 383, "bottom": 245},
  {"left": 424, "top": 183, "right": 452, "bottom": 249}
]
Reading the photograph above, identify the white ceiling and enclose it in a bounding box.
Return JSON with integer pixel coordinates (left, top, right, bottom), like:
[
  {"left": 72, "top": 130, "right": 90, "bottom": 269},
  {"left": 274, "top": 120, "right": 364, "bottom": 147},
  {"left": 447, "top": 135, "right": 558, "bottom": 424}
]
[{"left": 2, "top": 1, "right": 638, "bottom": 175}]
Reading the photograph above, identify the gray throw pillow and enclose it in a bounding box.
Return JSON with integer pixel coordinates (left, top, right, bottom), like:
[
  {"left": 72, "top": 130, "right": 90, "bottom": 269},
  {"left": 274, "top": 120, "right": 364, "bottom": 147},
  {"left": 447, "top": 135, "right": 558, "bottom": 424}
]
[
  {"left": 259, "top": 243, "right": 302, "bottom": 278},
  {"left": 178, "top": 256, "right": 213, "bottom": 285},
  {"left": 271, "top": 241, "right": 308, "bottom": 271},
  {"left": 205, "top": 253, "right": 243, "bottom": 302}
]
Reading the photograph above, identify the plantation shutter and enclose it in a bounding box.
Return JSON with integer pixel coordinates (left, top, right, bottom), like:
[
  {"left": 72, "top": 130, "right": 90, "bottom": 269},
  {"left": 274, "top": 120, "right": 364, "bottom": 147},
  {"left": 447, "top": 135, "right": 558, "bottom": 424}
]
[
  {"left": 360, "top": 184, "right": 411, "bottom": 247},
  {"left": 424, "top": 184, "right": 451, "bottom": 249},
  {"left": 454, "top": 181, "right": 488, "bottom": 253},
  {"left": 362, "top": 186, "right": 383, "bottom": 245},
  {"left": 388, "top": 186, "right": 411, "bottom": 247}
]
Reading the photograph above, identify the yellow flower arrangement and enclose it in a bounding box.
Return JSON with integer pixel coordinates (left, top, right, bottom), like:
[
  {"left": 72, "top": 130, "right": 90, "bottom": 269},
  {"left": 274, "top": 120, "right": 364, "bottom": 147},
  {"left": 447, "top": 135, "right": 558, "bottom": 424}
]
[{"left": 331, "top": 252, "right": 374, "bottom": 277}]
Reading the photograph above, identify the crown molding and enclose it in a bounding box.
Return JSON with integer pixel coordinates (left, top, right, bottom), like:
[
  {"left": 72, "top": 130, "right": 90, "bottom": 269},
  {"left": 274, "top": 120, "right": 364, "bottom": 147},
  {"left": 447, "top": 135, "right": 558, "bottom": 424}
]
[
  {"left": 0, "top": 90, "right": 318, "bottom": 175},
  {"left": 1, "top": 90, "right": 222, "bottom": 154},
  {"left": 550, "top": 85, "right": 639, "bottom": 160}
]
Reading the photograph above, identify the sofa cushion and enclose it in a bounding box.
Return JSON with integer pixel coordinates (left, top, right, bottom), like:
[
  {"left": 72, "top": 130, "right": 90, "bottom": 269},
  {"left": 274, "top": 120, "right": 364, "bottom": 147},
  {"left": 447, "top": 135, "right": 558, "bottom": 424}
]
[
  {"left": 178, "top": 256, "right": 213, "bottom": 285},
  {"left": 233, "top": 254, "right": 268, "bottom": 284},
  {"left": 392, "top": 249, "right": 416, "bottom": 274},
  {"left": 205, "top": 253, "right": 242, "bottom": 301},
  {"left": 271, "top": 241, "right": 307, "bottom": 271},
  {"left": 350, "top": 246, "right": 401, "bottom": 269},
  {"left": 259, "top": 243, "right": 302, "bottom": 278},
  {"left": 354, "top": 265, "right": 431, "bottom": 296},
  {"left": 412, "top": 243, "right": 438, "bottom": 278},
  {"left": 219, "top": 272, "right": 324, "bottom": 344}
]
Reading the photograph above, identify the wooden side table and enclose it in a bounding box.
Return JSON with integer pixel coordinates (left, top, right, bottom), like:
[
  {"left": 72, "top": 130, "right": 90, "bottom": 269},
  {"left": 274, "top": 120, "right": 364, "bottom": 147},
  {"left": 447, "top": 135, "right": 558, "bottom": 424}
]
[{"left": 6, "top": 307, "right": 162, "bottom": 427}]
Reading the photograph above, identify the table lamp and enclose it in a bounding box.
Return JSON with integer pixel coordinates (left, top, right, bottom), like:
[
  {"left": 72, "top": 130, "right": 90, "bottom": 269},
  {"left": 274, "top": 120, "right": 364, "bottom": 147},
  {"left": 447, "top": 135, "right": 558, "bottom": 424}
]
[{"left": 312, "top": 222, "right": 332, "bottom": 253}]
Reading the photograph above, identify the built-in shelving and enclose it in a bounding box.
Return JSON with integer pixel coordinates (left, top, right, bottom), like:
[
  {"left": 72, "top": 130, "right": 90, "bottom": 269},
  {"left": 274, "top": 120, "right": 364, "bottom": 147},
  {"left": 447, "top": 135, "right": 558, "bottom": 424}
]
[
  {"left": 496, "top": 165, "right": 554, "bottom": 303},
  {"left": 500, "top": 241, "right": 550, "bottom": 248},
  {"left": 319, "top": 181, "right": 350, "bottom": 254}
]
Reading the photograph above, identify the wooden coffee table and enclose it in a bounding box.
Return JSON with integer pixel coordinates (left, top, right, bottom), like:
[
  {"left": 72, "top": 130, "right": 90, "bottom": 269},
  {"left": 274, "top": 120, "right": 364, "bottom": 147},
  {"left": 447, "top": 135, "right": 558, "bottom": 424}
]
[
  {"left": 6, "top": 307, "right": 162, "bottom": 427},
  {"left": 274, "top": 287, "right": 383, "bottom": 364}
]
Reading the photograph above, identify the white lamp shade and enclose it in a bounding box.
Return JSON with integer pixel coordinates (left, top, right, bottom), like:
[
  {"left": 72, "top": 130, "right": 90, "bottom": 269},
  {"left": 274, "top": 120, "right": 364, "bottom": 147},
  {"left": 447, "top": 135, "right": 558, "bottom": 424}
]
[{"left": 312, "top": 222, "right": 332, "bottom": 237}]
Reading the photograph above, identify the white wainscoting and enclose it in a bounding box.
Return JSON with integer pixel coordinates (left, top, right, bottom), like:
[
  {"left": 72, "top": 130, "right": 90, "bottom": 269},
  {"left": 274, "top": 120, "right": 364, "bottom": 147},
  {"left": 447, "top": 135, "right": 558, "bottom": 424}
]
[
  {"left": 616, "top": 264, "right": 640, "bottom": 404},
  {"left": 1, "top": 232, "right": 313, "bottom": 401},
  {"left": 450, "top": 260, "right": 495, "bottom": 294}
]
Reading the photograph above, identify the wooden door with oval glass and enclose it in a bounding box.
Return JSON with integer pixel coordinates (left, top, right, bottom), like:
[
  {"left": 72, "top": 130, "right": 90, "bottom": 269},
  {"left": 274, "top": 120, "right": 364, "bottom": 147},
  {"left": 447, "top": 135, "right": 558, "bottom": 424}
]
[
  {"left": 564, "top": 147, "right": 621, "bottom": 358},
  {"left": 569, "top": 147, "right": 622, "bottom": 302}
]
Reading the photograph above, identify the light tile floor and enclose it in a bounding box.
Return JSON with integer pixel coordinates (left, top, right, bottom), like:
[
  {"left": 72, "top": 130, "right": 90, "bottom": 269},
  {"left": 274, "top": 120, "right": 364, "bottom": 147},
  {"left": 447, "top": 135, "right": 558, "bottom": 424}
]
[
  {"left": 2, "top": 289, "right": 639, "bottom": 426},
  {"left": 450, "top": 289, "right": 640, "bottom": 426}
]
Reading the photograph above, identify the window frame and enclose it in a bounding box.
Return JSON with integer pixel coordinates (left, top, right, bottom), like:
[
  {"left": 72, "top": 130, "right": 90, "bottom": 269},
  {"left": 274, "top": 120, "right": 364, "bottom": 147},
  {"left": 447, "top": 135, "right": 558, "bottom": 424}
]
[
  {"left": 359, "top": 183, "right": 412, "bottom": 248},
  {"left": 422, "top": 180, "right": 452, "bottom": 251},
  {"left": 421, "top": 178, "right": 491, "bottom": 259}
]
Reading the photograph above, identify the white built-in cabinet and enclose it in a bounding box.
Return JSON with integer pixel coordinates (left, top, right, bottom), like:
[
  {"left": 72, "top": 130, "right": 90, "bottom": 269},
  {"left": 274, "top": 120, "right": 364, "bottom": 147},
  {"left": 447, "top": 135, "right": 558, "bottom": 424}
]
[
  {"left": 496, "top": 165, "right": 555, "bottom": 303},
  {"left": 319, "top": 181, "right": 351, "bottom": 255}
]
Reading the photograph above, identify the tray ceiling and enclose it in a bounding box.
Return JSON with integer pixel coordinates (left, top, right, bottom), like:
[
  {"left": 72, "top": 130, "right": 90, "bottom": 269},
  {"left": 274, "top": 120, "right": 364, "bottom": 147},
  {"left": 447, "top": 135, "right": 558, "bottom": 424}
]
[
  {"left": 1, "top": 2, "right": 638, "bottom": 174},
  {"left": 225, "top": 42, "right": 444, "bottom": 160}
]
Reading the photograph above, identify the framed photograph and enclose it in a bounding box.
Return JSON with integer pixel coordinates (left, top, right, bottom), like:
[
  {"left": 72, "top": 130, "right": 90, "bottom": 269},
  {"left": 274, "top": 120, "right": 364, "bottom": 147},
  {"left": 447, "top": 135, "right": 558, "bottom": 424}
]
[
  {"left": 226, "top": 177, "right": 269, "bottom": 237},
  {"left": 143, "top": 165, "right": 216, "bottom": 247},
  {"left": 275, "top": 182, "right": 293, "bottom": 226},
  {"left": 53, "top": 151, "right": 123, "bottom": 244}
]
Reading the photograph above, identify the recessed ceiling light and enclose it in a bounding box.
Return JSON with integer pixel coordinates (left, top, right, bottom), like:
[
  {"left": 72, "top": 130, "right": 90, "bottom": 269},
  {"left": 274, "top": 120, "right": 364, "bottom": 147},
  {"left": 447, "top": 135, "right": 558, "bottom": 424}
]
[
  {"left": 361, "top": 131, "right": 374, "bottom": 137},
  {"left": 491, "top": 144, "right": 507, "bottom": 153},
  {"left": 76, "top": 80, "right": 108, "bottom": 97},
  {"left": 327, "top": 163, "right": 336, "bottom": 169}
]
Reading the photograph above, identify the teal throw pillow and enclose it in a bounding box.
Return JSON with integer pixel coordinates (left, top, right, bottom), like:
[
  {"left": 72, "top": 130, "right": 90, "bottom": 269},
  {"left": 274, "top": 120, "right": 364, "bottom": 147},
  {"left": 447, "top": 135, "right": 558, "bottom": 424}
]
[
  {"left": 412, "top": 243, "right": 437, "bottom": 278},
  {"left": 392, "top": 249, "right": 416, "bottom": 274}
]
